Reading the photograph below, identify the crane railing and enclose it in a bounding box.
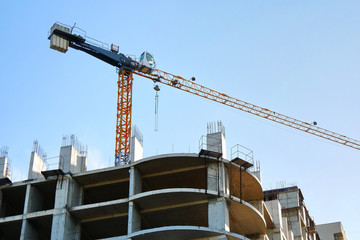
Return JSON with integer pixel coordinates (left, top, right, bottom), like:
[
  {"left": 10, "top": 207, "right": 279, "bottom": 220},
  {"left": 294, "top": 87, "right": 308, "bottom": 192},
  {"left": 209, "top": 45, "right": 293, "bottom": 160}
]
[{"left": 134, "top": 69, "right": 360, "bottom": 151}]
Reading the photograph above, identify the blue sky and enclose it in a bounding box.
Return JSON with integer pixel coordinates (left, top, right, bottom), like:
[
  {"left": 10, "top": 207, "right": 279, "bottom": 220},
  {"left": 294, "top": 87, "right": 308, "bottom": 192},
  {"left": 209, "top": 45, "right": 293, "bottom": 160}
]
[{"left": 0, "top": 1, "right": 359, "bottom": 238}]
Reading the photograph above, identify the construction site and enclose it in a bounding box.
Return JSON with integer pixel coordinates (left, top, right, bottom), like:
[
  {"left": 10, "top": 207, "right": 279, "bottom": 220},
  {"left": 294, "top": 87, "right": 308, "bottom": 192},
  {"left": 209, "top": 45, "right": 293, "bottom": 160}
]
[
  {"left": 0, "top": 121, "right": 349, "bottom": 240},
  {"left": 1, "top": 5, "right": 358, "bottom": 239}
]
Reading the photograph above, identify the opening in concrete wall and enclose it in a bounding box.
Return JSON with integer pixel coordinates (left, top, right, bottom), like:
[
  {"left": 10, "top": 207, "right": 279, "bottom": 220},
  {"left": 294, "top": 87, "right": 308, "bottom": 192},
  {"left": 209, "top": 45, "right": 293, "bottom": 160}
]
[
  {"left": 142, "top": 167, "right": 207, "bottom": 192},
  {"left": 0, "top": 185, "right": 26, "bottom": 217},
  {"left": 83, "top": 181, "right": 129, "bottom": 204},
  {"left": 27, "top": 180, "right": 57, "bottom": 212},
  {"left": 0, "top": 219, "right": 22, "bottom": 239},
  {"left": 80, "top": 215, "right": 128, "bottom": 240},
  {"left": 141, "top": 202, "right": 208, "bottom": 230},
  {"left": 137, "top": 156, "right": 207, "bottom": 193},
  {"left": 27, "top": 215, "right": 53, "bottom": 240}
]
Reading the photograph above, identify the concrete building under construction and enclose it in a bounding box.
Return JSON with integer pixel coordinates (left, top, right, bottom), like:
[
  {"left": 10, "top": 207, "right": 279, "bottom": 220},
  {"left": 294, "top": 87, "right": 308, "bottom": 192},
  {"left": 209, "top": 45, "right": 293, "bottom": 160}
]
[{"left": 0, "top": 123, "right": 347, "bottom": 240}]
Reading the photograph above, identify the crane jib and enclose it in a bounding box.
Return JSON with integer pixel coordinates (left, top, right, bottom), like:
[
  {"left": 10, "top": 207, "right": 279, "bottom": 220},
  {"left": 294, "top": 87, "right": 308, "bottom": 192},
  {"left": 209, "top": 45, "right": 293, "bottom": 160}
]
[
  {"left": 133, "top": 70, "right": 360, "bottom": 151},
  {"left": 49, "top": 22, "right": 360, "bottom": 165}
]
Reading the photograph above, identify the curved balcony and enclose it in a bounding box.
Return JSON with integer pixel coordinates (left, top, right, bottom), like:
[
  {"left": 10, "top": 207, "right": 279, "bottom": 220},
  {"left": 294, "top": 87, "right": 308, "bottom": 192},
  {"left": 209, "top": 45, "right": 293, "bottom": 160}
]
[
  {"left": 127, "top": 226, "right": 249, "bottom": 240},
  {"left": 129, "top": 188, "right": 266, "bottom": 237},
  {"left": 225, "top": 161, "right": 263, "bottom": 201}
]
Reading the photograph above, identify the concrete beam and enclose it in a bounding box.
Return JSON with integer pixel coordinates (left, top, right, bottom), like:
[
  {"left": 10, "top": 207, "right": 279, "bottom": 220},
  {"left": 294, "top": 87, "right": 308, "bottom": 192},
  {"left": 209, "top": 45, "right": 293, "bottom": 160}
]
[
  {"left": 142, "top": 165, "right": 205, "bottom": 179},
  {"left": 140, "top": 199, "right": 208, "bottom": 214}
]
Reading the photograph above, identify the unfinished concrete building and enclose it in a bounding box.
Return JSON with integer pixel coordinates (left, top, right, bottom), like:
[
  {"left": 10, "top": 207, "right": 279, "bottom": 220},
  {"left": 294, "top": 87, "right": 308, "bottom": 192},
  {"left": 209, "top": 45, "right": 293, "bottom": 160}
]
[
  {"left": 316, "top": 222, "right": 348, "bottom": 240},
  {"left": 0, "top": 124, "right": 346, "bottom": 240},
  {"left": 263, "top": 186, "right": 319, "bottom": 240}
]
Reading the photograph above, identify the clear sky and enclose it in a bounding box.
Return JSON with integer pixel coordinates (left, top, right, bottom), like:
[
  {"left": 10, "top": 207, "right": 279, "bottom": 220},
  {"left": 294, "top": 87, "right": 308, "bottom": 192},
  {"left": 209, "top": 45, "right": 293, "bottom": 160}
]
[{"left": 0, "top": 0, "right": 359, "bottom": 238}]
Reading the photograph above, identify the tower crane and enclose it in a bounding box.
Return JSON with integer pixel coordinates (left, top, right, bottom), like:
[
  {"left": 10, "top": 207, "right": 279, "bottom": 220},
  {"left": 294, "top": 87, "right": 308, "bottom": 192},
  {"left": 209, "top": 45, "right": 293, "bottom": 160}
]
[{"left": 48, "top": 23, "right": 360, "bottom": 165}]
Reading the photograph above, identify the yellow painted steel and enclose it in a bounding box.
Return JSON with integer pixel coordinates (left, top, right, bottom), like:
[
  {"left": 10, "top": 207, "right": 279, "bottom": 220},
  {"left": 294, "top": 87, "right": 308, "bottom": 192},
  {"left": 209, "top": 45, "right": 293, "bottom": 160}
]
[{"left": 134, "top": 69, "right": 360, "bottom": 151}]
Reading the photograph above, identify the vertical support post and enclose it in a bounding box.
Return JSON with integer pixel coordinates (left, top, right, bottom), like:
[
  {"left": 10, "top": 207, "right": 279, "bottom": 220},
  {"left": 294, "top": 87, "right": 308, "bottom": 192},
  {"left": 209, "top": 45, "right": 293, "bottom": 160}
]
[
  {"left": 208, "top": 198, "right": 230, "bottom": 232},
  {"left": 115, "top": 70, "right": 134, "bottom": 165},
  {"left": 129, "top": 166, "right": 142, "bottom": 196},
  {"left": 51, "top": 177, "right": 80, "bottom": 239},
  {"left": 128, "top": 166, "right": 142, "bottom": 233},
  {"left": 240, "top": 167, "right": 242, "bottom": 201},
  {"left": 229, "top": 162, "right": 232, "bottom": 197},
  {"left": 128, "top": 202, "right": 141, "bottom": 234}
]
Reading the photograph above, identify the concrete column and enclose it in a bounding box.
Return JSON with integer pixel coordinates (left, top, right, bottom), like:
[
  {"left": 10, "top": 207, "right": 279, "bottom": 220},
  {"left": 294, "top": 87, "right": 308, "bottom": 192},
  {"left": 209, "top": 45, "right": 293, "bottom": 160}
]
[
  {"left": 207, "top": 162, "right": 218, "bottom": 193},
  {"left": 51, "top": 177, "right": 80, "bottom": 240},
  {"left": 28, "top": 151, "right": 46, "bottom": 179},
  {"left": 127, "top": 201, "right": 141, "bottom": 234},
  {"left": 20, "top": 219, "right": 38, "bottom": 240},
  {"left": 67, "top": 178, "right": 83, "bottom": 207},
  {"left": 252, "top": 170, "right": 262, "bottom": 183},
  {"left": 207, "top": 132, "right": 227, "bottom": 159},
  {"left": 128, "top": 166, "right": 142, "bottom": 234},
  {"left": 208, "top": 198, "right": 229, "bottom": 232},
  {"left": 0, "top": 190, "right": 5, "bottom": 217},
  {"left": 51, "top": 211, "right": 80, "bottom": 240},
  {"left": 130, "top": 127, "right": 143, "bottom": 163},
  {"left": 59, "top": 146, "right": 87, "bottom": 174},
  {"left": 24, "top": 184, "right": 44, "bottom": 213},
  {"left": 20, "top": 184, "right": 38, "bottom": 240},
  {"left": 129, "top": 166, "right": 142, "bottom": 196},
  {"left": 207, "top": 162, "right": 225, "bottom": 196},
  {"left": 0, "top": 156, "right": 10, "bottom": 179}
]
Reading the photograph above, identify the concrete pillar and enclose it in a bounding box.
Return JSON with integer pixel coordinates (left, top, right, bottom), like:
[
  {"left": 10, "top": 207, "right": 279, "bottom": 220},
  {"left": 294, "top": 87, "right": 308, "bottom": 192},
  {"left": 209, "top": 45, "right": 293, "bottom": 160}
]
[
  {"left": 67, "top": 178, "right": 83, "bottom": 207},
  {"left": 51, "top": 177, "right": 80, "bottom": 239},
  {"left": 59, "top": 145, "right": 87, "bottom": 173},
  {"left": 20, "top": 219, "right": 38, "bottom": 240},
  {"left": 207, "top": 161, "right": 226, "bottom": 196},
  {"left": 252, "top": 170, "right": 262, "bottom": 183},
  {"left": 208, "top": 197, "right": 229, "bottom": 232},
  {"left": 28, "top": 151, "right": 46, "bottom": 179},
  {"left": 265, "top": 200, "right": 282, "bottom": 228},
  {"left": 129, "top": 166, "right": 142, "bottom": 196},
  {"left": 0, "top": 156, "right": 10, "bottom": 179},
  {"left": 206, "top": 132, "right": 227, "bottom": 159},
  {"left": 207, "top": 162, "right": 218, "bottom": 193},
  {"left": 23, "top": 184, "right": 43, "bottom": 214},
  {"left": 128, "top": 166, "right": 142, "bottom": 234},
  {"left": 0, "top": 190, "right": 4, "bottom": 217},
  {"left": 223, "top": 165, "right": 230, "bottom": 196},
  {"left": 128, "top": 201, "right": 141, "bottom": 234},
  {"left": 51, "top": 211, "right": 80, "bottom": 240},
  {"left": 28, "top": 152, "right": 46, "bottom": 179},
  {"left": 21, "top": 184, "right": 41, "bottom": 240},
  {"left": 130, "top": 126, "right": 143, "bottom": 163}
]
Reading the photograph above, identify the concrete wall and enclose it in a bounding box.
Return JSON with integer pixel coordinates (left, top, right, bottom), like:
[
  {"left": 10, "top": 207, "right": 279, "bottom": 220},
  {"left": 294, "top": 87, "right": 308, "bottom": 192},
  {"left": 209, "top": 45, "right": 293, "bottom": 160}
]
[
  {"left": 316, "top": 222, "right": 348, "bottom": 240},
  {"left": 278, "top": 191, "right": 299, "bottom": 208},
  {"left": 265, "top": 200, "right": 282, "bottom": 229}
]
